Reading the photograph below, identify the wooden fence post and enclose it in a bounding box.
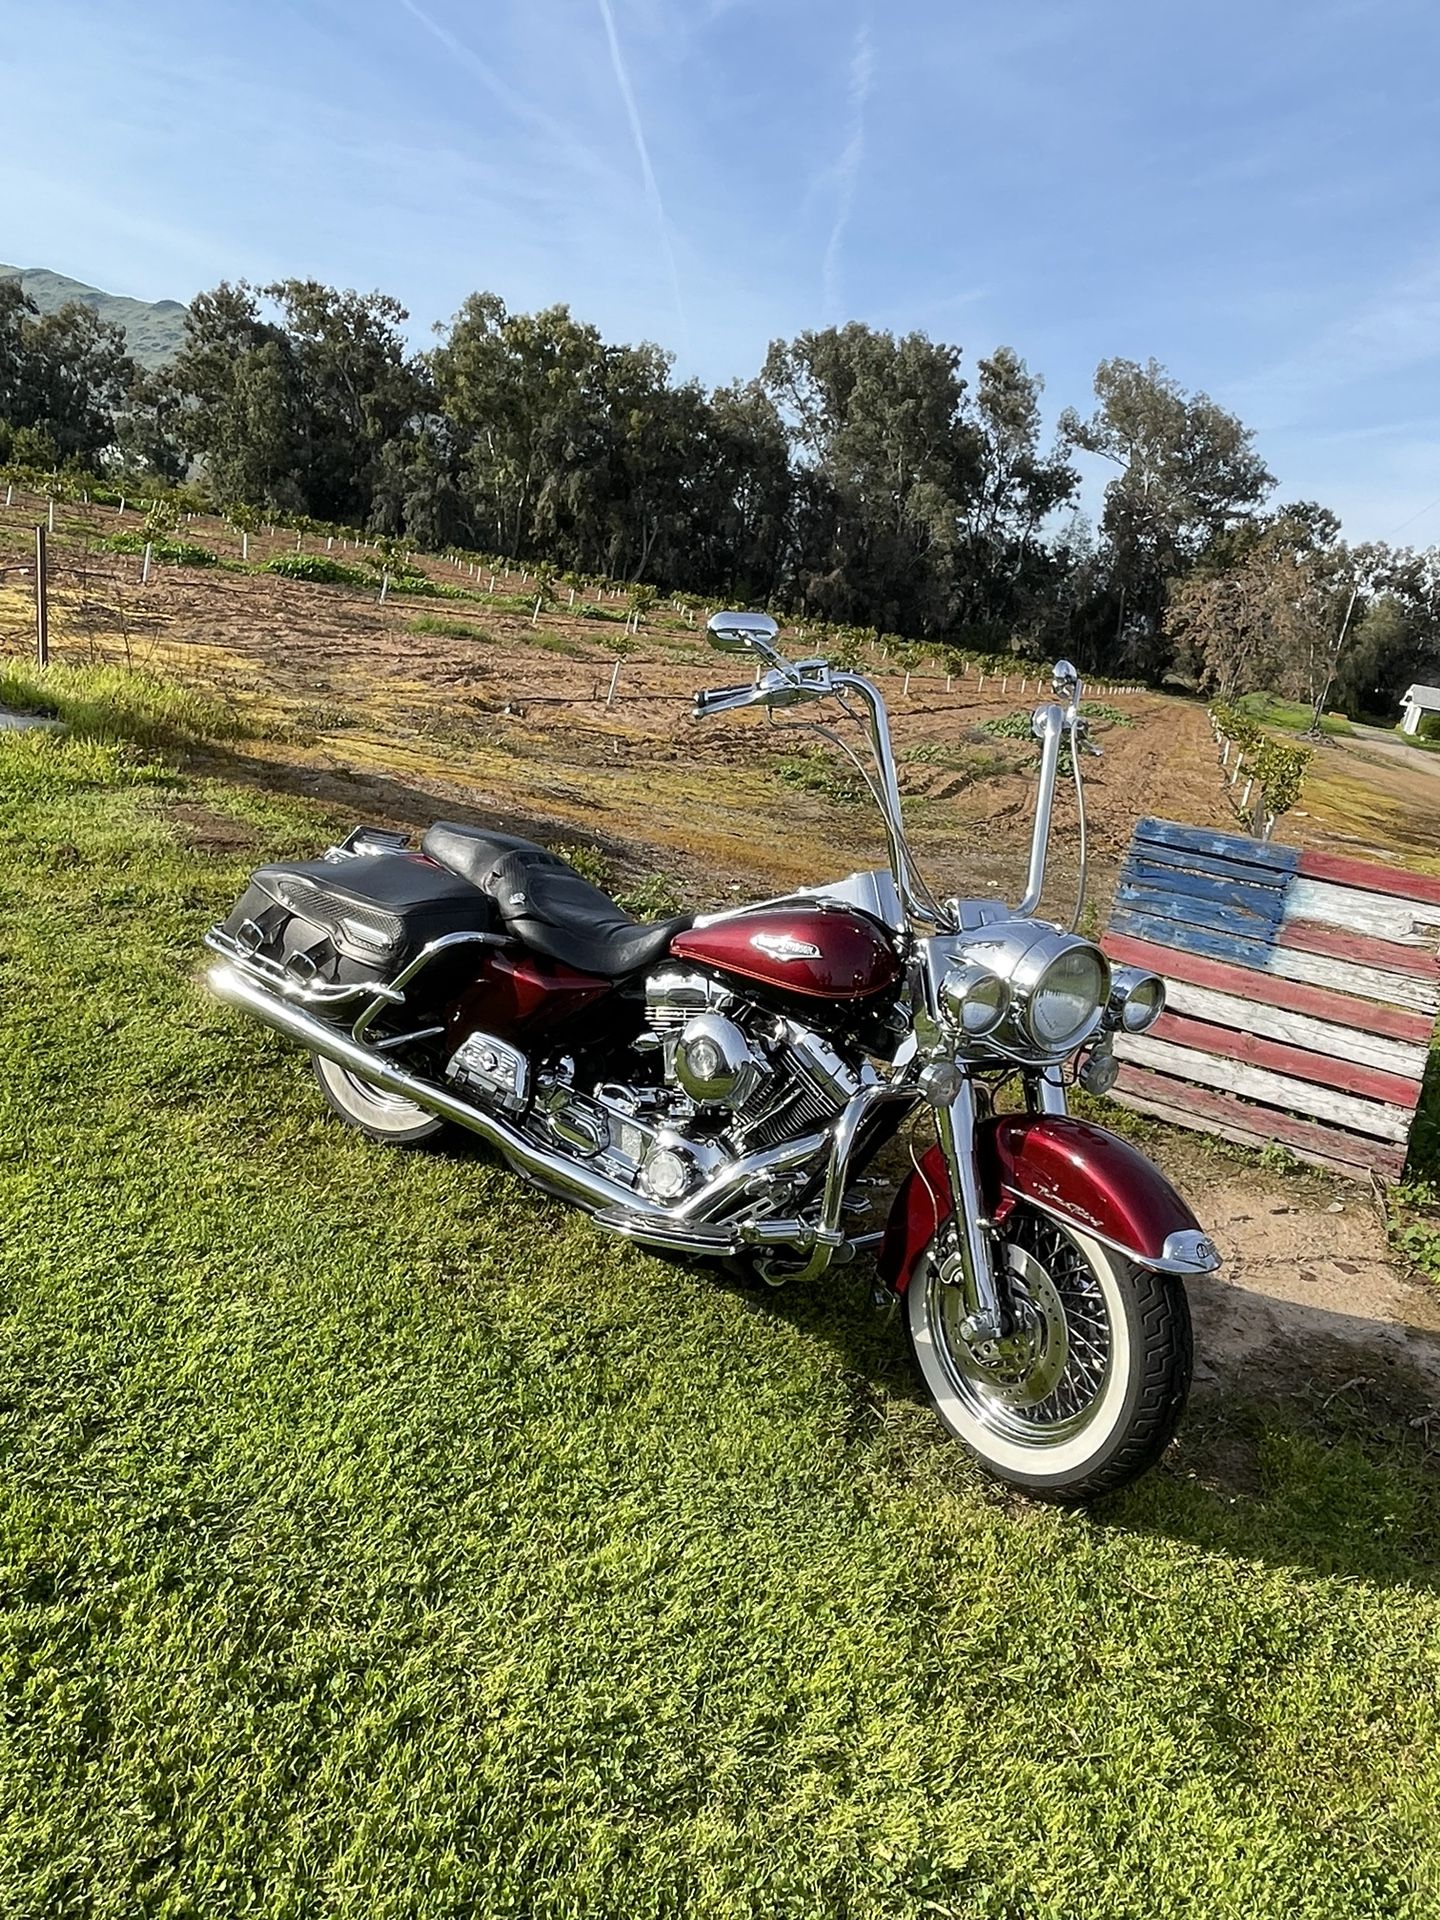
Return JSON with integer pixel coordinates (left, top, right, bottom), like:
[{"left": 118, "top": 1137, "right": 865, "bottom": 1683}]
[{"left": 34, "top": 526, "right": 49, "bottom": 667}]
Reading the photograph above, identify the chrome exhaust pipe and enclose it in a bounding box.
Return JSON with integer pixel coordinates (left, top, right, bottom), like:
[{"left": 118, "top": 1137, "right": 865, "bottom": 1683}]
[{"left": 205, "top": 962, "right": 830, "bottom": 1252}]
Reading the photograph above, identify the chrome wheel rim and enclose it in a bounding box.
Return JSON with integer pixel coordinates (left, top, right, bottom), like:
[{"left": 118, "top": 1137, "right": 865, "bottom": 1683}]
[{"left": 925, "top": 1214, "right": 1114, "bottom": 1448}]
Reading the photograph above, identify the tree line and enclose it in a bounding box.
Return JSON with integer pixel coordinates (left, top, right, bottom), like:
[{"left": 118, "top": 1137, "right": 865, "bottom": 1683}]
[{"left": 2, "top": 272, "right": 1436, "bottom": 716}]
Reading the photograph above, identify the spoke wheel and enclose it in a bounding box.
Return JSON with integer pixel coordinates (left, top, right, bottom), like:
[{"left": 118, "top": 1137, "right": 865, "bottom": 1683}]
[
  {"left": 310, "top": 1053, "right": 445, "bottom": 1147},
  {"left": 906, "top": 1203, "right": 1191, "bottom": 1501}
]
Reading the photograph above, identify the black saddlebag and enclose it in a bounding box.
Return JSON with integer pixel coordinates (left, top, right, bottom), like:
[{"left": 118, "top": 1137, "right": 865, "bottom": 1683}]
[{"left": 218, "top": 851, "right": 501, "bottom": 988}]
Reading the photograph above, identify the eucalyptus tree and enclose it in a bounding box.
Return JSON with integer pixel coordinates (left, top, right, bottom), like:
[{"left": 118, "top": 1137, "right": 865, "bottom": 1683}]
[
  {"left": 431, "top": 295, "right": 613, "bottom": 563},
  {"left": 262, "top": 280, "right": 426, "bottom": 527},
  {"left": 762, "top": 322, "right": 982, "bottom": 633},
  {"left": 0, "top": 282, "right": 136, "bottom": 467},
  {"left": 1062, "top": 357, "right": 1274, "bottom": 675},
  {"left": 954, "top": 347, "right": 1079, "bottom": 640},
  {"left": 170, "top": 283, "right": 307, "bottom": 509}
]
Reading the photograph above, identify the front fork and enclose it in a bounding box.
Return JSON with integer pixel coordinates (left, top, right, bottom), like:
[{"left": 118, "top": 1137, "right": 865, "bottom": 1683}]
[{"left": 933, "top": 1067, "right": 1066, "bottom": 1339}]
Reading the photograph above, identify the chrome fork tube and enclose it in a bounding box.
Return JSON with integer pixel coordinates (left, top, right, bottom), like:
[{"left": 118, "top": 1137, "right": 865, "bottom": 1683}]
[{"left": 935, "top": 1079, "right": 1005, "bottom": 1330}]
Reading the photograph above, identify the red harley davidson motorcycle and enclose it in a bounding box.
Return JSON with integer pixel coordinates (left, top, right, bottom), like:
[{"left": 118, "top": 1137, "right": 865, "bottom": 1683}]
[{"left": 206, "top": 613, "right": 1218, "bottom": 1499}]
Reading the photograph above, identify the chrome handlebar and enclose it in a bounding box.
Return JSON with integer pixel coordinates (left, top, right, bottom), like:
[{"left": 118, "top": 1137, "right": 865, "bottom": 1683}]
[
  {"left": 694, "top": 636, "right": 1087, "bottom": 933},
  {"left": 693, "top": 682, "right": 762, "bottom": 717}
]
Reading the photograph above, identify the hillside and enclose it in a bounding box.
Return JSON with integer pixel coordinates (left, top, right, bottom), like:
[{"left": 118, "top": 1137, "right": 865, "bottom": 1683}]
[{"left": 0, "top": 261, "right": 187, "bottom": 367}]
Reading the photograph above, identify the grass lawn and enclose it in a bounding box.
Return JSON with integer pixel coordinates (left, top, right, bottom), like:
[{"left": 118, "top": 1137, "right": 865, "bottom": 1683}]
[
  {"left": 2, "top": 677, "right": 1439, "bottom": 1917},
  {"left": 1236, "top": 692, "right": 1353, "bottom": 737}
]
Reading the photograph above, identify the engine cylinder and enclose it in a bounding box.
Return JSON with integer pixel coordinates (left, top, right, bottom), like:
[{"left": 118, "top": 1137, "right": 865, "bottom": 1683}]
[{"left": 673, "top": 1012, "right": 766, "bottom": 1108}]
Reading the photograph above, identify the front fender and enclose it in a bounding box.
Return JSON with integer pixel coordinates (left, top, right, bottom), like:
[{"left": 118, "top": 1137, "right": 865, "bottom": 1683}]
[{"left": 877, "top": 1114, "right": 1220, "bottom": 1294}]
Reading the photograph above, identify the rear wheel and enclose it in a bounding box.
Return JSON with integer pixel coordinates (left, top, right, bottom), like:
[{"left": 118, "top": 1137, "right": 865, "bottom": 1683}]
[
  {"left": 310, "top": 1053, "right": 445, "bottom": 1147},
  {"left": 905, "top": 1204, "right": 1191, "bottom": 1501}
]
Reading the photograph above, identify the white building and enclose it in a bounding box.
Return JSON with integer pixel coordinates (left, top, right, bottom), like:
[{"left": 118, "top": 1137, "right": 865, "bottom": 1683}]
[{"left": 1400, "top": 684, "right": 1440, "bottom": 736}]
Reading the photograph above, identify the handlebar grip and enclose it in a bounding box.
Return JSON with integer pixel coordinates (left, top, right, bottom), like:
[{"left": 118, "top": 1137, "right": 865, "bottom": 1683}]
[{"left": 693, "top": 683, "right": 755, "bottom": 716}]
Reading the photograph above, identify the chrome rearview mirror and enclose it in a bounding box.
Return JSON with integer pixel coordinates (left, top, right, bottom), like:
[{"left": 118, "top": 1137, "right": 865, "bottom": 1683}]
[
  {"left": 1052, "top": 657, "right": 1079, "bottom": 703},
  {"left": 707, "top": 610, "right": 781, "bottom": 657}
]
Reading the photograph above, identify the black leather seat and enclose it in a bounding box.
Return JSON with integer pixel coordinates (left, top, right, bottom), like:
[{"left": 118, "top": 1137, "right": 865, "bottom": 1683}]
[
  {"left": 422, "top": 823, "right": 562, "bottom": 893},
  {"left": 421, "top": 822, "right": 693, "bottom": 978}
]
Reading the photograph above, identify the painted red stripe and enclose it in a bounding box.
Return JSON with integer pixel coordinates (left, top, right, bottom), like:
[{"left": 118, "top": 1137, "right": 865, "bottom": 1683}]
[
  {"left": 1101, "top": 932, "right": 1436, "bottom": 1044},
  {"left": 1149, "top": 1011, "right": 1421, "bottom": 1110},
  {"left": 1275, "top": 918, "right": 1440, "bottom": 979},
  {"left": 1298, "top": 848, "right": 1440, "bottom": 908},
  {"left": 1112, "top": 1065, "right": 1409, "bottom": 1180}
]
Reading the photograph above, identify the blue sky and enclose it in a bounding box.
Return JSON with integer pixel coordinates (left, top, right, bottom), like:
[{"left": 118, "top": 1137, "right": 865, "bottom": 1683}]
[{"left": 5, "top": 0, "right": 1439, "bottom": 543}]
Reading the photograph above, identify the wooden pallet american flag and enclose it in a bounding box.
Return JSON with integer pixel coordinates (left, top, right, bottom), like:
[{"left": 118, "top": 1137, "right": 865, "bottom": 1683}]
[{"left": 1101, "top": 818, "right": 1440, "bottom": 1181}]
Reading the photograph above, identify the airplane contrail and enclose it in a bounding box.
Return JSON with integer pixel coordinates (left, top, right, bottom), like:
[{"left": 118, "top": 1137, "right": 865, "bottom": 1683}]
[
  {"left": 595, "top": 0, "right": 690, "bottom": 351},
  {"left": 396, "top": 0, "right": 610, "bottom": 185},
  {"left": 823, "top": 21, "right": 875, "bottom": 319}
]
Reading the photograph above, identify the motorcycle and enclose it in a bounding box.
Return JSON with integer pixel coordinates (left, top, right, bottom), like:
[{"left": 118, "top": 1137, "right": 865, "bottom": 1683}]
[{"left": 205, "top": 612, "right": 1219, "bottom": 1499}]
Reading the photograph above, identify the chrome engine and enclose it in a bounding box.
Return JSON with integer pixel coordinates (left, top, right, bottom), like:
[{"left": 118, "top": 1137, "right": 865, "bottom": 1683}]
[
  {"left": 641, "top": 966, "right": 873, "bottom": 1153},
  {"left": 441, "top": 966, "right": 873, "bottom": 1211}
]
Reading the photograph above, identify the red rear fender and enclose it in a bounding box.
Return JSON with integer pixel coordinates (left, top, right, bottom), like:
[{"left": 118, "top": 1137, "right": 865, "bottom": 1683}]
[{"left": 878, "top": 1115, "right": 1219, "bottom": 1293}]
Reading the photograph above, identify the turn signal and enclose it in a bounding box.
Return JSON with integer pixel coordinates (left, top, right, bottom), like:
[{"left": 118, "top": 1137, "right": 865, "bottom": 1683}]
[
  {"left": 938, "top": 963, "right": 1010, "bottom": 1038},
  {"left": 1107, "top": 967, "right": 1166, "bottom": 1033}
]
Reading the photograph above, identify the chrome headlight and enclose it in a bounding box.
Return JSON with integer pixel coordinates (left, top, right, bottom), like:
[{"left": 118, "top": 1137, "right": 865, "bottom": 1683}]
[
  {"left": 1107, "top": 966, "right": 1166, "bottom": 1033},
  {"left": 938, "top": 962, "right": 1010, "bottom": 1038},
  {"left": 1024, "top": 943, "right": 1109, "bottom": 1051},
  {"left": 937, "top": 924, "right": 1110, "bottom": 1059}
]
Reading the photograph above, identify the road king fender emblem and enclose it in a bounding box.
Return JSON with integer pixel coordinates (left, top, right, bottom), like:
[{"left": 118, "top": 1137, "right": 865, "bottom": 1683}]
[{"left": 751, "top": 931, "right": 823, "bottom": 963}]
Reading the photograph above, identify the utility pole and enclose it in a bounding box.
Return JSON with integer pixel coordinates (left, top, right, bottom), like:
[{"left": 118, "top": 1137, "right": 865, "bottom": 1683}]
[{"left": 1308, "top": 581, "right": 1360, "bottom": 737}]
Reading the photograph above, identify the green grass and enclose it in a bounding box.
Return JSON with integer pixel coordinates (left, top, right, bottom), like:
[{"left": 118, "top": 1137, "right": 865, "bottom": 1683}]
[
  {"left": 406, "top": 615, "right": 494, "bottom": 643},
  {"left": 2, "top": 681, "right": 1440, "bottom": 1916},
  {"left": 1395, "top": 725, "right": 1440, "bottom": 754},
  {"left": 1237, "top": 691, "right": 1354, "bottom": 736},
  {"left": 0, "top": 660, "right": 251, "bottom": 750}
]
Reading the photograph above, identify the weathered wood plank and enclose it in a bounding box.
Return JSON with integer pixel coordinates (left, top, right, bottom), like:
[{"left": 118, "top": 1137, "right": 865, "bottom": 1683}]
[
  {"left": 1119, "top": 839, "right": 1291, "bottom": 891},
  {"left": 1277, "top": 918, "right": 1440, "bottom": 981},
  {"left": 1161, "top": 978, "right": 1430, "bottom": 1080},
  {"left": 1116, "top": 881, "right": 1282, "bottom": 940},
  {"left": 1110, "top": 1065, "right": 1409, "bottom": 1180},
  {"left": 1297, "top": 847, "right": 1440, "bottom": 908},
  {"left": 1122, "top": 856, "right": 1287, "bottom": 917},
  {"left": 1271, "top": 946, "right": 1440, "bottom": 1014},
  {"left": 1134, "top": 818, "right": 1300, "bottom": 872},
  {"left": 1147, "top": 1010, "right": 1423, "bottom": 1110},
  {"left": 1102, "top": 931, "right": 1437, "bottom": 1043},
  {"left": 1108, "top": 908, "right": 1275, "bottom": 972},
  {"left": 1112, "top": 1034, "right": 1414, "bottom": 1141},
  {"left": 1284, "top": 876, "right": 1440, "bottom": 945}
]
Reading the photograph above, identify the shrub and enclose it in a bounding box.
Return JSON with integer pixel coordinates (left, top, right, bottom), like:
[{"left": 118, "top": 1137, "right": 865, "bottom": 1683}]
[
  {"left": 101, "top": 532, "right": 217, "bottom": 567},
  {"left": 265, "top": 553, "right": 368, "bottom": 587},
  {"left": 1210, "top": 701, "right": 1311, "bottom": 826},
  {"left": 1417, "top": 712, "right": 1440, "bottom": 742},
  {"left": 616, "top": 871, "right": 687, "bottom": 918},
  {"left": 407, "top": 616, "right": 492, "bottom": 642}
]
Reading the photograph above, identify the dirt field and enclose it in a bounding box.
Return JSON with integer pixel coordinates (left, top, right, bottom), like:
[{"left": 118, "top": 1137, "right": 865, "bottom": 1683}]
[{"left": 4, "top": 485, "right": 1440, "bottom": 1424}]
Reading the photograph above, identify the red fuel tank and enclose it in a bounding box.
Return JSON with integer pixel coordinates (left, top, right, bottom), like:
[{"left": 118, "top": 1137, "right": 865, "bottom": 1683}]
[{"left": 670, "top": 906, "right": 901, "bottom": 1002}]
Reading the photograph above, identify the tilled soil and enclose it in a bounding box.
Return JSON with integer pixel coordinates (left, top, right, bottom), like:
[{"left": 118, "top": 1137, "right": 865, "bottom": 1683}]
[{"left": 5, "top": 492, "right": 1439, "bottom": 1418}]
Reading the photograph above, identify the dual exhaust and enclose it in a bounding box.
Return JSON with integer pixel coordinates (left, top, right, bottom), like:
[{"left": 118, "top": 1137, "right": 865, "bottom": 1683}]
[{"left": 205, "top": 963, "right": 838, "bottom": 1263}]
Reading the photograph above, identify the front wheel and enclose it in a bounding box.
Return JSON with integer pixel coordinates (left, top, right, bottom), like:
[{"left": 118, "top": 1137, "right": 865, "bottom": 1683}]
[{"left": 906, "top": 1204, "right": 1192, "bottom": 1501}]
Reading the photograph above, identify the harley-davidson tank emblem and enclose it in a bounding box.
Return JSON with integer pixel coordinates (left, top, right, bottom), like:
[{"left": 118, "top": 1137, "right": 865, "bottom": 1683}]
[{"left": 750, "top": 932, "right": 823, "bottom": 963}]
